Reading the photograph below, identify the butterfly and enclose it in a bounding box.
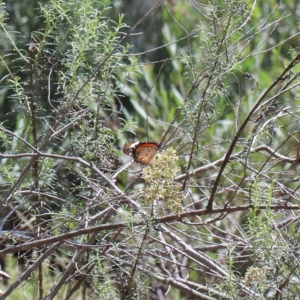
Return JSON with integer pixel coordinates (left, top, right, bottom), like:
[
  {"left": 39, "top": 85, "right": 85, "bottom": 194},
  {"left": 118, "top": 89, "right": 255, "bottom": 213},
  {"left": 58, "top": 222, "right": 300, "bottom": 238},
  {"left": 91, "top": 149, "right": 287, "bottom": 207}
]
[{"left": 123, "top": 141, "right": 162, "bottom": 165}]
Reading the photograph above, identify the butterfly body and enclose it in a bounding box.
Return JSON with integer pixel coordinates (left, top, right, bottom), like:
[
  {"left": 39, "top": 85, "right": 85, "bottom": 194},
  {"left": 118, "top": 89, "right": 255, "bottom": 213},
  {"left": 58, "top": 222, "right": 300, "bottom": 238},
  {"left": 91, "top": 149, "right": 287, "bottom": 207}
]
[{"left": 123, "top": 141, "right": 162, "bottom": 165}]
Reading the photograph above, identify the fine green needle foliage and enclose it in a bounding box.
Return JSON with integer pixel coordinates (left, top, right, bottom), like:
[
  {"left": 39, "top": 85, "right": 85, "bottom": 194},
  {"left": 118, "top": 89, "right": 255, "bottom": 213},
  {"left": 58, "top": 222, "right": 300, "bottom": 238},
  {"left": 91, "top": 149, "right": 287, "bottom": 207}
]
[{"left": 1, "top": 0, "right": 300, "bottom": 299}]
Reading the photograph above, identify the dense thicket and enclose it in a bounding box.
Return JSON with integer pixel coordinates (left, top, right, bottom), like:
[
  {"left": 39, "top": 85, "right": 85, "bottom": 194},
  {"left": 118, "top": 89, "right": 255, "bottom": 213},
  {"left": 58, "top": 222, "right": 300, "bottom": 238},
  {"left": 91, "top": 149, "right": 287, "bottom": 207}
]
[{"left": 1, "top": 1, "right": 300, "bottom": 299}]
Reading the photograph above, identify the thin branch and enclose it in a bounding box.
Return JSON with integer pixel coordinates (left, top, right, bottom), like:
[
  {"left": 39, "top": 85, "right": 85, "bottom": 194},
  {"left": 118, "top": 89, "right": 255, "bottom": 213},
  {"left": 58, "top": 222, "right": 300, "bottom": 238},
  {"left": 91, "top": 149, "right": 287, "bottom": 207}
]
[{"left": 207, "top": 52, "right": 300, "bottom": 210}]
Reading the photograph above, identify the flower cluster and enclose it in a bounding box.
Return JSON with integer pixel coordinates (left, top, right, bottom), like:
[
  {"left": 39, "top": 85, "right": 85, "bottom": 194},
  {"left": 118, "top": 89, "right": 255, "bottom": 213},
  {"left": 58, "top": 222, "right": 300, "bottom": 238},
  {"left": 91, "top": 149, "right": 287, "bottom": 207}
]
[
  {"left": 142, "top": 148, "right": 183, "bottom": 213},
  {"left": 244, "top": 266, "right": 264, "bottom": 286}
]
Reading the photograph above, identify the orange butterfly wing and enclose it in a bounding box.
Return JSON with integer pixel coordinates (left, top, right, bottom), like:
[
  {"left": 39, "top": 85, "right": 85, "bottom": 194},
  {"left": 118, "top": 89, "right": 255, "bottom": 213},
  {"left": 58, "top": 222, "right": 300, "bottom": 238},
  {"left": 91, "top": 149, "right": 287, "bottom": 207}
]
[
  {"left": 123, "top": 141, "right": 161, "bottom": 165},
  {"left": 132, "top": 142, "right": 161, "bottom": 165}
]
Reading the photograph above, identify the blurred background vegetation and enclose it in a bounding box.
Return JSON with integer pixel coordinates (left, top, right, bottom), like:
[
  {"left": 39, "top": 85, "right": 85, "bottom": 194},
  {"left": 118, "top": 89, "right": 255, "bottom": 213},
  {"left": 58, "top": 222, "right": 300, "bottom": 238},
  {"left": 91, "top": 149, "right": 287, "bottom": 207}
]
[{"left": 1, "top": 0, "right": 300, "bottom": 299}]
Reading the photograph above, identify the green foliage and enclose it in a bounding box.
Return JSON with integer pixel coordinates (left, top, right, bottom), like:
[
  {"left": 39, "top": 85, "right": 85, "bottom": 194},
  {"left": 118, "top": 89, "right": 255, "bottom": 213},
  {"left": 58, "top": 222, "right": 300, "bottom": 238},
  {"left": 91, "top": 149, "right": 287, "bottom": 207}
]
[{"left": 1, "top": 0, "right": 300, "bottom": 299}]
